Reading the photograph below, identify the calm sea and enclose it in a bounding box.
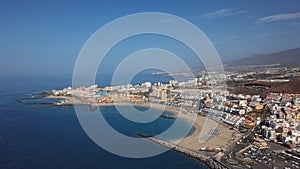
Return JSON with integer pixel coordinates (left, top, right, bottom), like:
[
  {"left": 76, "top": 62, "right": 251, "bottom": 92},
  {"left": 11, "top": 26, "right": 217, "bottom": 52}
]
[{"left": 0, "top": 75, "right": 208, "bottom": 169}]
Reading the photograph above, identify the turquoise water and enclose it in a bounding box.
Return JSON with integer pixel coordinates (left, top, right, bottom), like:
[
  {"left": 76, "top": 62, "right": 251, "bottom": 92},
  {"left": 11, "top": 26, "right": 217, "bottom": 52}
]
[{"left": 0, "top": 75, "right": 207, "bottom": 169}]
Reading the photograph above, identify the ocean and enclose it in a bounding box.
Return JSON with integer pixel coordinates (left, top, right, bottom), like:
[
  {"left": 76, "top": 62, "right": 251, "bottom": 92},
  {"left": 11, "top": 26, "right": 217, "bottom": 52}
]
[{"left": 0, "top": 75, "right": 208, "bottom": 169}]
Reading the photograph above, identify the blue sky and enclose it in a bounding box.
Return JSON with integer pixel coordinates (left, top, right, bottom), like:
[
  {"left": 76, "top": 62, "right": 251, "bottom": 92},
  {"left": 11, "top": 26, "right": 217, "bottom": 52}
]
[{"left": 1, "top": 0, "right": 300, "bottom": 76}]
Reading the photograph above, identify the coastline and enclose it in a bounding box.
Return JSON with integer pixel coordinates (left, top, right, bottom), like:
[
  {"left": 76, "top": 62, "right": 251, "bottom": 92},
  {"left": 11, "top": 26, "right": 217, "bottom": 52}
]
[
  {"left": 42, "top": 94, "right": 241, "bottom": 169},
  {"left": 46, "top": 95, "right": 239, "bottom": 152}
]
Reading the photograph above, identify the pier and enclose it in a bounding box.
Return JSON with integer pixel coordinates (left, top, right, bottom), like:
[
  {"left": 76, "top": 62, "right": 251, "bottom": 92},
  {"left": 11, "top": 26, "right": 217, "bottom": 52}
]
[
  {"left": 159, "top": 114, "right": 177, "bottom": 119},
  {"left": 138, "top": 134, "right": 230, "bottom": 169}
]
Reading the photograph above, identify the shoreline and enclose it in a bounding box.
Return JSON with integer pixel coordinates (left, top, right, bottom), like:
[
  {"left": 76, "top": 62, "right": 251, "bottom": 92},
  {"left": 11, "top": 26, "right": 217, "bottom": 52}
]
[
  {"left": 38, "top": 94, "right": 239, "bottom": 168},
  {"left": 45, "top": 95, "right": 239, "bottom": 152}
]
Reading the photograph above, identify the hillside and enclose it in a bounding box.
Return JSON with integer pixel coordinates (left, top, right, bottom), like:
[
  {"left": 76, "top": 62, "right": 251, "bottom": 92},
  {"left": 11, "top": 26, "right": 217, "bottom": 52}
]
[
  {"left": 229, "top": 47, "right": 300, "bottom": 67},
  {"left": 230, "top": 79, "right": 300, "bottom": 98}
]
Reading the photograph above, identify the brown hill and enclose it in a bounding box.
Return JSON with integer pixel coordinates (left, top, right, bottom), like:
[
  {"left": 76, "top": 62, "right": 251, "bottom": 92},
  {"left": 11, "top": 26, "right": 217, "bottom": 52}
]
[
  {"left": 268, "top": 80, "right": 300, "bottom": 93},
  {"left": 230, "top": 79, "right": 300, "bottom": 98}
]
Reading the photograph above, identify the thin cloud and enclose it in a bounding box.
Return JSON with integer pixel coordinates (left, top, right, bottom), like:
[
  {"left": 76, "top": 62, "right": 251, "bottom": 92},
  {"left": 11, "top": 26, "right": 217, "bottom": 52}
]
[
  {"left": 227, "top": 35, "right": 239, "bottom": 40},
  {"left": 200, "top": 8, "right": 247, "bottom": 18},
  {"left": 257, "top": 12, "right": 300, "bottom": 23},
  {"left": 213, "top": 35, "right": 239, "bottom": 45}
]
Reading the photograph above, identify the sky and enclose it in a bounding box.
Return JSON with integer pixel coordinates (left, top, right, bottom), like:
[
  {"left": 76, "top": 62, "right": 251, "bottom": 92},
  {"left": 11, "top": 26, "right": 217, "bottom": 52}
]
[{"left": 1, "top": 0, "right": 300, "bottom": 76}]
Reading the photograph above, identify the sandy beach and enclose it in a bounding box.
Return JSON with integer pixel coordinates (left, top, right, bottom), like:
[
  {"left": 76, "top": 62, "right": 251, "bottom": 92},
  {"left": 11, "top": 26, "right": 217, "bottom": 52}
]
[
  {"left": 145, "top": 103, "right": 240, "bottom": 151},
  {"left": 176, "top": 115, "right": 239, "bottom": 151}
]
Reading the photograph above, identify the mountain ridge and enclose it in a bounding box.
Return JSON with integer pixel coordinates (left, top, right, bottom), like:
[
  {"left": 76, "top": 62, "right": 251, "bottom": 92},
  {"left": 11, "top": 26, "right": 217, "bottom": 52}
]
[{"left": 228, "top": 47, "right": 300, "bottom": 67}]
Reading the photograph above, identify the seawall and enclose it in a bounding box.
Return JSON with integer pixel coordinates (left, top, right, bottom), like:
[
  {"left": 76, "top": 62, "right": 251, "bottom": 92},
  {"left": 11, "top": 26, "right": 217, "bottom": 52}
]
[{"left": 139, "top": 134, "right": 230, "bottom": 169}]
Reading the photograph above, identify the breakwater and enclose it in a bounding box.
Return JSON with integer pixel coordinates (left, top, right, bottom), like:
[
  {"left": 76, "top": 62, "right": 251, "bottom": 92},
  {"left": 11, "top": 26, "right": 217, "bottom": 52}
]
[
  {"left": 159, "top": 115, "right": 177, "bottom": 119},
  {"left": 138, "top": 134, "right": 230, "bottom": 169}
]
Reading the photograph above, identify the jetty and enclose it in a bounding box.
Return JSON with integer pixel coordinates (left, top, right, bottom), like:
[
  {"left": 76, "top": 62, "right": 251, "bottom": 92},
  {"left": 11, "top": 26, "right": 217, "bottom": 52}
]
[
  {"left": 138, "top": 134, "right": 230, "bottom": 169},
  {"left": 159, "top": 114, "right": 177, "bottom": 119}
]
